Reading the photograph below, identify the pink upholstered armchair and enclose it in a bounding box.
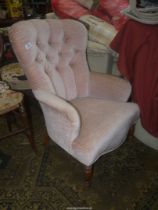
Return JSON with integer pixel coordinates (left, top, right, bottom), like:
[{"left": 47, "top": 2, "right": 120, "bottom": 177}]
[{"left": 9, "top": 19, "right": 139, "bottom": 186}]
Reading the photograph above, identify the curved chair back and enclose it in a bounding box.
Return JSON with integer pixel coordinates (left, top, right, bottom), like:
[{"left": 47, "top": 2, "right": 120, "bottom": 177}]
[{"left": 9, "top": 19, "right": 90, "bottom": 100}]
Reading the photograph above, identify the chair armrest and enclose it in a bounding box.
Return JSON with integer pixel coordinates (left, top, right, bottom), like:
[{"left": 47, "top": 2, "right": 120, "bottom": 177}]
[
  {"left": 89, "top": 72, "right": 131, "bottom": 102},
  {"left": 34, "top": 90, "right": 80, "bottom": 149}
]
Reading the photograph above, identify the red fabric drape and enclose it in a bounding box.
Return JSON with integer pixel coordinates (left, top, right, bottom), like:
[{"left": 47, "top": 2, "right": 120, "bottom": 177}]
[
  {"left": 110, "top": 20, "right": 158, "bottom": 137},
  {"left": 51, "top": 0, "right": 128, "bottom": 30},
  {"left": 51, "top": 0, "right": 90, "bottom": 19}
]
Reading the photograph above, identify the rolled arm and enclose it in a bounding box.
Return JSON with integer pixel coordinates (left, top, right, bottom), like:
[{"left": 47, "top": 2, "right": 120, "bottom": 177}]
[
  {"left": 89, "top": 72, "right": 131, "bottom": 102},
  {"left": 34, "top": 90, "right": 80, "bottom": 148}
]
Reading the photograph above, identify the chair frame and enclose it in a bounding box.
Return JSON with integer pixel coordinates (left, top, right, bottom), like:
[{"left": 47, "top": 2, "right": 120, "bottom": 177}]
[{"left": 0, "top": 98, "right": 37, "bottom": 154}]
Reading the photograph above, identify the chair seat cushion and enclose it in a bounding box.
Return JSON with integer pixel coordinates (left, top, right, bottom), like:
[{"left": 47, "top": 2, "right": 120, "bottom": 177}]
[{"left": 71, "top": 97, "right": 139, "bottom": 166}]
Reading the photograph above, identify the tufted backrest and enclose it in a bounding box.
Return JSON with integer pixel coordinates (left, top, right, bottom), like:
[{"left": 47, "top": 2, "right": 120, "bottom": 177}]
[{"left": 9, "top": 19, "right": 90, "bottom": 100}]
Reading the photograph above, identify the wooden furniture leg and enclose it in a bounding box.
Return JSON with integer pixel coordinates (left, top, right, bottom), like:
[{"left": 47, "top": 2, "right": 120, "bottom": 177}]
[
  {"left": 43, "top": 129, "right": 49, "bottom": 146},
  {"left": 84, "top": 165, "right": 94, "bottom": 187},
  {"left": 128, "top": 124, "right": 135, "bottom": 137},
  {"left": 19, "top": 102, "right": 37, "bottom": 154}
]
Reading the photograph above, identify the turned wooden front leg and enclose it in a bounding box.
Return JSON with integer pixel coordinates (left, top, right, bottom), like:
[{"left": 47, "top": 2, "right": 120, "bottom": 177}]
[
  {"left": 43, "top": 128, "right": 49, "bottom": 146},
  {"left": 19, "top": 102, "right": 37, "bottom": 153},
  {"left": 84, "top": 165, "right": 94, "bottom": 187},
  {"left": 128, "top": 124, "right": 135, "bottom": 138}
]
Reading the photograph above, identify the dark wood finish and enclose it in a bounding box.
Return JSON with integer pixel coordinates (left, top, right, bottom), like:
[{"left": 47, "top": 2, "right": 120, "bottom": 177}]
[
  {"left": 84, "top": 165, "right": 94, "bottom": 187},
  {"left": 19, "top": 102, "right": 37, "bottom": 154},
  {"left": 0, "top": 101, "right": 37, "bottom": 154},
  {"left": 0, "top": 17, "right": 24, "bottom": 27},
  {"left": 43, "top": 129, "right": 49, "bottom": 146},
  {"left": 0, "top": 34, "right": 3, "bottom": 65},
  {"left": 6, "top": 112, "right": 14, "bottom": 132},
  {"left": 128, "top": 124, "right": 135, "bottom": 138}
]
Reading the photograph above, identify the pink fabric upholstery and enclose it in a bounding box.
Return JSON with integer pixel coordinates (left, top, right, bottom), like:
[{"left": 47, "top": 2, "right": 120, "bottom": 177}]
[
  {"left": 9, "top": 19, "right": 89, "bottom": 100},
  {"left": 34, "top": 90, "right": 80, "bottom": 152},
  {"left": 9, "top": 19, "right": 139, "bottom": 166},
  {"left": 71, "top": 98, "right": 139, "bottom": 165},
  {"left": 89, "top": 72, "right": 131, "bottom": 101}
]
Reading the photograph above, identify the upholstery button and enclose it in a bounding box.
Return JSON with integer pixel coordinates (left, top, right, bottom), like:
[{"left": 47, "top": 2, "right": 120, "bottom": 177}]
[
  {"left": 36, "top": 41, "right": 46, "bottom": 51},
  {"left": 46, "top": 55, "right": 57, "bottom": 64},
  {"left": 48, "top": 41, "right": 52, "bottom": 46},
  {"left": 36, "top": 53, "right": 44, "bottom": 63},
  {"left": 36, "top": 58, "right": 43, "bottom": 63},
  {"left": 64, "top": 36, "right": 70, "bottom": 43},
  {"left": 36, "top": 41, "right": 40, "bottom": 46},
  {"left": 75, "top": 49, "right": 79, "bottom": 53},
  {"left": 70, "top": 62, "right": 74, "bottom": 68},
  {"left": 46, "top": 55, "right": 52, "bottom": 60}
]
